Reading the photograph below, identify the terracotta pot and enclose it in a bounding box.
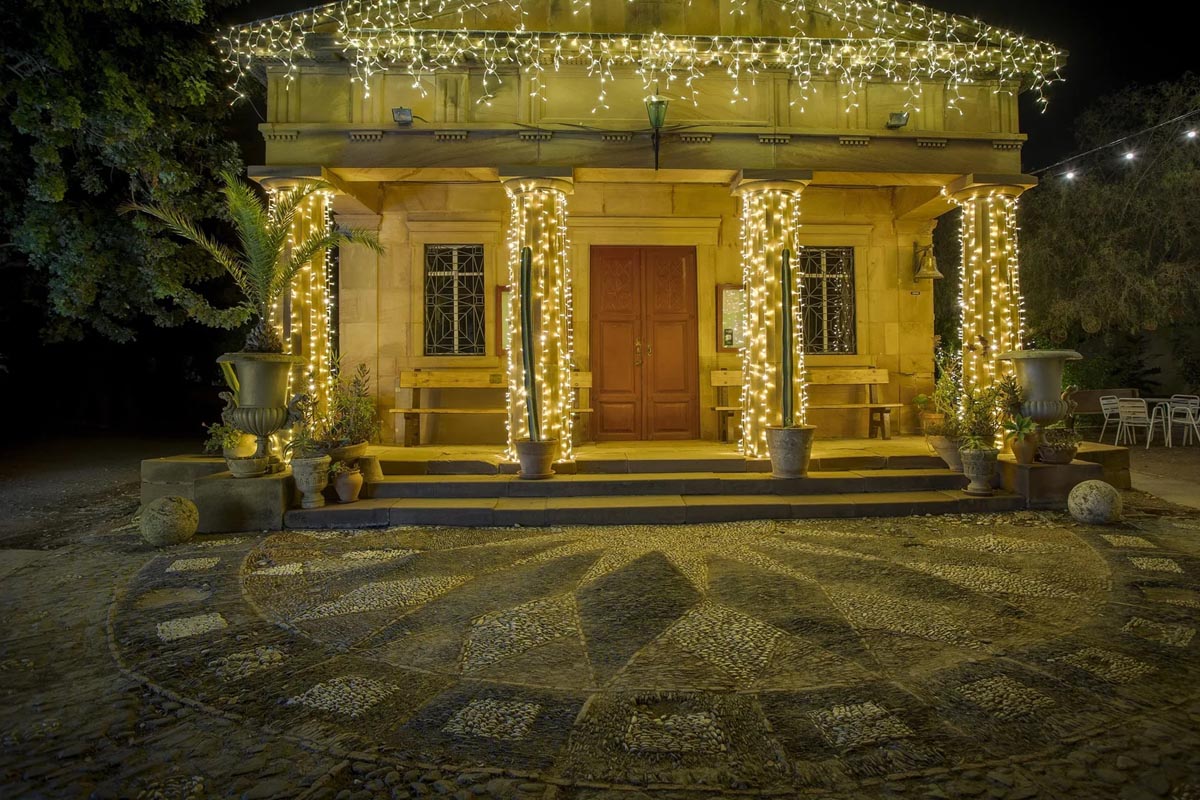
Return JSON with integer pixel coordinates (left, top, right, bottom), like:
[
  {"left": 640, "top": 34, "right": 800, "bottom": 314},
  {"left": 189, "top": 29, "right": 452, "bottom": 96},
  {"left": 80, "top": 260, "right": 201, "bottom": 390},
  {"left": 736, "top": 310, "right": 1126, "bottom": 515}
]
[
  {"left": 766, "top": 425, "right": 817, "bottom": 478},
  {"left": 1010, "top": 434, "right": 1038, "bottom": 465},
  {"left": 960, "top": 447, "right": 1000, "bottom": 496},
  {"left": 227, "top": 455, "right": 269, "bottom": 478},
  {"left": 291, "top": 455, "right": 332, "bottom": 508},
  {"left": 928, "top": 435, "right": 964, "bottom": 472},
  {"left": 919, "top": 412, "right": 945, "bottom": 435},
  {"left": 516, "top": 439, "right": 558, "bottom": 480},
  {"left": 334, "top": 469, "right": 364, "bottom": 503}
]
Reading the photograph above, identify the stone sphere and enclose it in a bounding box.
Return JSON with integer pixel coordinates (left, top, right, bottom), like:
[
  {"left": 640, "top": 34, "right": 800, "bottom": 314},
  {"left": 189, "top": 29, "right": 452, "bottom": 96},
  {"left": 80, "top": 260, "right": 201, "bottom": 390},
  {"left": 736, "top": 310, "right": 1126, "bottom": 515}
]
[
  {"left": 1068, "top": 480, "right": 1123, "bottom": 525},
  {"left": 140, "top": 496, "right": 199, "bottom": 546}
]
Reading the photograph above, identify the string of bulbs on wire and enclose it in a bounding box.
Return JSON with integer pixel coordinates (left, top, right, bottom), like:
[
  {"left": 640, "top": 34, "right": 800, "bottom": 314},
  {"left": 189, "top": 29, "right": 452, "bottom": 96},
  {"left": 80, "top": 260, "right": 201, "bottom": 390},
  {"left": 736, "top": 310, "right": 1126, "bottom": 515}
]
[{"left": 1032, "top": 107, "right": 1200, "bottom": 182}]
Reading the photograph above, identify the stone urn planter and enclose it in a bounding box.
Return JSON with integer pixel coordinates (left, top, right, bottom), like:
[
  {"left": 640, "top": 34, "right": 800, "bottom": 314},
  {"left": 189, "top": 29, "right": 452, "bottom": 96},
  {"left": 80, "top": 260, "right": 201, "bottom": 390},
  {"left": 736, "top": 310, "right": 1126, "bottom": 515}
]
[
  {"left": 1037, "top": 442, "right": 1079, "bottom": 465},
  {"left": 928, "top": 435, "right": 964, "bottom": 472},
  {"left": 766, "top": 426, "right": 817, "bottom": 478},
  {"left": 292, "top": 455, "right": 332, "bottom": 508},
  {"left": 960, "top": 447, "right": 1000, "bottom": 496},
  {"left": 222, "top": 433, "right": 258, "bottom": 460},
  {"left": 217, "top": 352, "right": 303, "bottom": 459},
  {"left": 333, "top": 467, "right": 364, "bottom": 503},
  {"left": 227, "top": 455, "right": 269, "bottom": 478},
  {"left": 996, "top": 350, "right": 1083, "bottom": 426},
  {"left": 516, "top": 439, "right": 558, "bottom": 480}
]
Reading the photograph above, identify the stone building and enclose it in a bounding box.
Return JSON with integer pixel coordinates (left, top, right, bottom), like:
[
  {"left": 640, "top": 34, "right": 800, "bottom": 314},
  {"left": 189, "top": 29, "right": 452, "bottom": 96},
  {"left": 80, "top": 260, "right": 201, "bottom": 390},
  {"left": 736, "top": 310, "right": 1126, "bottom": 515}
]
[{"left": 228, "top": 0, "right": 1061, "bottom": 453}]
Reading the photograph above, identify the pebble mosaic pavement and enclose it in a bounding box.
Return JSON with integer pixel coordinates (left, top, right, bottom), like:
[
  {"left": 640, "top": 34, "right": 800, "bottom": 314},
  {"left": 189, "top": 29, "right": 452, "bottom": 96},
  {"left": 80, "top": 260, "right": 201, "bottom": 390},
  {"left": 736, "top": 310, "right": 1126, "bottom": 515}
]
[{"left": 84, "top": 510, "right": 1200, "bottom": 798}]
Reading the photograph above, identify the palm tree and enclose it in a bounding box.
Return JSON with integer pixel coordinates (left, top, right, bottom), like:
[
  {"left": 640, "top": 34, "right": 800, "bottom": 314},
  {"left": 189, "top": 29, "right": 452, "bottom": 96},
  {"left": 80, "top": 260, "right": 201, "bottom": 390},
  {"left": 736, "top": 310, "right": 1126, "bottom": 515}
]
[{"left": 122, "top": 170, "right": 383, "bottom": 352}]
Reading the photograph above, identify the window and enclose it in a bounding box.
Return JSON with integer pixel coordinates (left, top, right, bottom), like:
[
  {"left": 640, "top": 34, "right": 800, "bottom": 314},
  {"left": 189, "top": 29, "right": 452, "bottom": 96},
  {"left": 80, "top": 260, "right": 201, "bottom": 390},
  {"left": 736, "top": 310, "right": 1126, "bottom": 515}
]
[
  {"left": 424, "top": 244, "right": 485, "bottom": 356},
  {"left": 798, "top": 246, "right": 856, "bottom": 354}
]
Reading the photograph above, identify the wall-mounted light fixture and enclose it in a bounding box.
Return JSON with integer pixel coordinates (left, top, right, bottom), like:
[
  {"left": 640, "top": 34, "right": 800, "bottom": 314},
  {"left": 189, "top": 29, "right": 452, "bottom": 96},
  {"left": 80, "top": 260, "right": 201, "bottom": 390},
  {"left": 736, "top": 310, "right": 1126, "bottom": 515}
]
[
  {"left": 644, "top": 94, "right": 669, "bottom": 170},
  {"left": 913, "top": 242, "right": 944, "bottom": 281},
  {"left": 886, "top": 111, "right": 910, "bottom": 130},
  {"left": 391, "top": 107, "right": 413, "bottom": 125}
]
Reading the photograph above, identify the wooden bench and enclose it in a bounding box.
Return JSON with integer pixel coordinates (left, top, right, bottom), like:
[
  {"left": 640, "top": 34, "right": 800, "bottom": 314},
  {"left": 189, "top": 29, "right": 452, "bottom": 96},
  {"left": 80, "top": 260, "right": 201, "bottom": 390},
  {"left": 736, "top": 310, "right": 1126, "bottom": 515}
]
[
  {"left": 709, "top": 367, "right": 903, "bottom": 440},
  {"left": 391, "top": 370, "right": 592, "bottom": 446}
]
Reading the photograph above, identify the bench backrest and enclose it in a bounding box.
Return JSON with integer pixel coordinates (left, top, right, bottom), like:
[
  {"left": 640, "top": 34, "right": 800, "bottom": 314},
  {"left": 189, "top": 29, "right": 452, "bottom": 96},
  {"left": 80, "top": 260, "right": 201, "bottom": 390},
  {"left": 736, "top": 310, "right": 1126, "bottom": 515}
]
[
  {"left": 710, "top": 367, "right": 889, "bottom": 386},
  {"left": 398, "top": 370, "right": 591, "bottom": 389}
]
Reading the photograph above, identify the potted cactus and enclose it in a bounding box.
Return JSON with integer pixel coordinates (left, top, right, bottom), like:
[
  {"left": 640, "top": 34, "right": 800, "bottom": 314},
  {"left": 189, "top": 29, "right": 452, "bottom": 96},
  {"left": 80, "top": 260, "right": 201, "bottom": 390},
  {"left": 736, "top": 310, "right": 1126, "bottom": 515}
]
[
  {"left": 766, "top": 248, "right": 816, "bottom": 478},
  {"left": 514, "top": 247, "right": 558, "bottom": 479}
]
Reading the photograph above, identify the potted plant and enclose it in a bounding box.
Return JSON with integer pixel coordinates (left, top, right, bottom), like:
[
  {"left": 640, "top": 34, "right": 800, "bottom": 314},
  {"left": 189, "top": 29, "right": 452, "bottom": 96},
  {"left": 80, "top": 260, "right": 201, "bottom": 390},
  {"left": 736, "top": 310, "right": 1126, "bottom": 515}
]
[
  {"left": 913, "top": 393, "right": 944, "bottom": 435},
  {"left": 1038, "top": 424, "right": 1083, "bottom": 464},
  {"left": 958, "top": 385, "right": 1002, "bottom": 496},
  {"left": 766, "top": 248, "right": 816, "bottom": 478},
  {"left": 286, "top": 395, "right": 332, "bottom": 508},
  {"left": 325, "top": 363, "right": 378, "bottom": 466},
  {"left": 122, "top": 171, "right": 382, "bottom": 462},
  {"left": 514, "top": 247, "right": 559, "bottom": 479},
  {"left": 1004, "top": 415, "right": 1038, "bottom": 465},
  {"left": 330, "top": 461, "right": 364, "bottom": 503},
  {"left": 926, "top": 349, "right": 964, "bottom": 472},
  {"left": 203, "top": 421, "right": 267, "bottom": 477},
  {"left": 996, "top": 349, "right": 1083, "bottom": 426}
]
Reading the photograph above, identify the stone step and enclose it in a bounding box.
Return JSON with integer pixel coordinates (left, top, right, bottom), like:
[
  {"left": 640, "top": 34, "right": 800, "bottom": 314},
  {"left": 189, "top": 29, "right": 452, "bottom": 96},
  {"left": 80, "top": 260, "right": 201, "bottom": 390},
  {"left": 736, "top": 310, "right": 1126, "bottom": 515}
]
[
  {"left": 367, "top": 469, "right": 966, "bottom": 499},
  {"left": 378, "top": 453, "right": 946, "bottom": 476},
  {"left": 284, "top": 490, "right": 1022, "bottom": 528}
]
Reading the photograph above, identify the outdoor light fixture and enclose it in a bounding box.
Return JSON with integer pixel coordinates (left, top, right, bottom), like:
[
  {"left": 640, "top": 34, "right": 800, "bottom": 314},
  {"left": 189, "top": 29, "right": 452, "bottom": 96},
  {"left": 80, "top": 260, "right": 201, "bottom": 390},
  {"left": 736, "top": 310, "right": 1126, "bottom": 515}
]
[
  {"left": 1064, "top": 171, "right": 1077, "bottom": 180},
  {"left": 1188, "top": 130, "right": 1197, "bottom": 139},
  {"left": 885, "top": 111, "right": 910, "bottom": 129},
  {"left": 644, "top": 94, "right": 669, "bottom": 170},
  {"left": 391, "top": 107, "right": 413, "bottom": 125},
  {"left": 1124, "top": 151, "right": 1137, "bottom": 161},
  {"left": 913, "top": 243, "right": 944, "bottom": 281}
]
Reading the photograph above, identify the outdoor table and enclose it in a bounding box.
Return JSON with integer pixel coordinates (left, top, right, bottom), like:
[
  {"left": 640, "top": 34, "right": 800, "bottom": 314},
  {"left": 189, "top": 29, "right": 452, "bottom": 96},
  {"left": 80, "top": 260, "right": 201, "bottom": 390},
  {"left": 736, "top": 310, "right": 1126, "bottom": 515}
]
[{"left": 1141, "top": 398, "right": 1176, "bottom": 446}]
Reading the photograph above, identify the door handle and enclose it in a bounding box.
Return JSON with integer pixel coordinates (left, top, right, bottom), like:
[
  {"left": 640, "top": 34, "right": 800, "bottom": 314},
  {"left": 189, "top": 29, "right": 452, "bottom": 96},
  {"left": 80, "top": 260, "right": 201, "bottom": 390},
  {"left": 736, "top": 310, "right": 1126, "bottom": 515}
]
[{"left": 634, "top": 339, "right": 642, "bottom": 366}]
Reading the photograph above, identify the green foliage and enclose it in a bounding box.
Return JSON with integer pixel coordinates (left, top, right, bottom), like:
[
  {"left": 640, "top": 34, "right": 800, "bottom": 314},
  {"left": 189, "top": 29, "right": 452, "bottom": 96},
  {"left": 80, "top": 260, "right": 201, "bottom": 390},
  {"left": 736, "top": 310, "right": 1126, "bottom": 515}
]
[
  {"left": 1020, "top": 74, "right": 1200, "bottom": 342},
  {"left": 923, "top": 348, "right": 964, "bottom": 438},
  {"left": 329, "top": 460, "right": 360, "bottom": 477},
  {"left": 959, "top": 385, "right": 1001, "bottom": 448},
  {"left": 327, "top": 364, "right": 378, "bottom": 446},
  {"left": 202, "top": 421, "right": 243, "bottom": 454},
  {"left": 913, "top": 393, "right": 931, "bottom": 411},
  {"left": 285, "top": 394, "right": 328, "bottom": 459},
  {"left": 1, "top": 0, "right": 248, "bottom": 342},
  {"left": 1041, "top": 423, "right": 1083, "bottom": 448},
  {"left": 1003, "top": 414, "right": 1037, "bottom": 442},
  {"left": 123, "top": 172, "right": 384, "bottom": 352},
  {"left": 1061, "top": 333, "right": 1162, "bottom": 393},
  {"left": 996, "top": 374, "right": 1024, "bottom": 420}
]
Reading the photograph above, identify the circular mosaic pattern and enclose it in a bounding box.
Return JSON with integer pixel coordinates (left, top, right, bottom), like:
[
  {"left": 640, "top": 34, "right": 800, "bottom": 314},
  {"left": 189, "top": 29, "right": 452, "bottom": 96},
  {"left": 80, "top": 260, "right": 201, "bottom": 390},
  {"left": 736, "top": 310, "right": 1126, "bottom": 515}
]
[{"left": 110, "top": 514, "right": 1200, "bottom": 795}]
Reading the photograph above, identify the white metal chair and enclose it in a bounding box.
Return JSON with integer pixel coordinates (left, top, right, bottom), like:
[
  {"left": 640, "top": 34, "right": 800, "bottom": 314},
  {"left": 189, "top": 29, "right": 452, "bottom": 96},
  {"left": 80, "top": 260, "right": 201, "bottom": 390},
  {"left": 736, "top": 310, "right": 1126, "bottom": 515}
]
[
  {"left": 1098, "top": 395, "right": 1121, "bottom": 443},
  {"left": 1116, "top": 398, "right": 1169, "bottom": 448},
  {"left": 1168, "top": 394, "right": 1200, "bottom": 446}
]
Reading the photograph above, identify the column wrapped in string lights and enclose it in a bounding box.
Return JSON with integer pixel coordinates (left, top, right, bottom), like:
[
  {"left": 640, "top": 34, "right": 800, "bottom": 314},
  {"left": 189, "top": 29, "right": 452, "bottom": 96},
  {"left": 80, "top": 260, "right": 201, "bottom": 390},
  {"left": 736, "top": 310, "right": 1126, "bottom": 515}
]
[
  {"left": 734, "top": 176, "right": 810, "bottom": 459},
  {"left": 264, "top": 180, "right": 337, "bottom": 418},
  {"left": 950, "top": 184, "right": 1027, "bottom": 392},
  {"left": 502, "top": 176, "right": 575, "bottom": 463}
]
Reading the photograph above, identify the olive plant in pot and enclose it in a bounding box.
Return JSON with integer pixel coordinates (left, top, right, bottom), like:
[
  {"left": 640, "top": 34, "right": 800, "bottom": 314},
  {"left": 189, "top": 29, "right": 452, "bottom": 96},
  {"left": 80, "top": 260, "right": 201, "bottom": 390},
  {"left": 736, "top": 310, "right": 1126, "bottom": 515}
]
[
  {"left": 325, "top": 363, "right": 378, "bottom": 466},
  {"left": 514, "top": 247, "right": 558, "bottom": 479},
  {"left": 766, "top": 249, "right": 816, "bottom": 478},
  {"left": 925, "top": 349, "right": 964, "bottom": 472},
  {"left": 122, "top": 171, "right": 382, "bottom": 461},
  {"left": 958, "top": 385, "right": 1002, "bottom": 496},
  {"left": 1038, "top": 424, "right": 1083, "bottom": 464},
  {"left": 1004, "top": 415, "right": 1039, "bottom": 465}
]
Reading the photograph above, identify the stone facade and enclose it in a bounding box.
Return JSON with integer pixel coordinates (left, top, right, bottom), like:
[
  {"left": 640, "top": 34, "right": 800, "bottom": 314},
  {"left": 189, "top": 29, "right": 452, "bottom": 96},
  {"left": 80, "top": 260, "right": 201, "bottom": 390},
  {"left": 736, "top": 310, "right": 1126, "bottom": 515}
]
[{"left": 248, "top": 0, "right": 1040, "bottom": 445}]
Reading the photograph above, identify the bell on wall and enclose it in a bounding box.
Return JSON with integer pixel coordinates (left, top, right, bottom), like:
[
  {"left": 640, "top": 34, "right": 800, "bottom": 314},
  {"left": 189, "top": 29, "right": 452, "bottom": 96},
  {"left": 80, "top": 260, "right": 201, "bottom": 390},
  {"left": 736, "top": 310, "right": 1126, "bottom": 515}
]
[{"left": 913, "top": 243, "right": 944, "bottom": 281}]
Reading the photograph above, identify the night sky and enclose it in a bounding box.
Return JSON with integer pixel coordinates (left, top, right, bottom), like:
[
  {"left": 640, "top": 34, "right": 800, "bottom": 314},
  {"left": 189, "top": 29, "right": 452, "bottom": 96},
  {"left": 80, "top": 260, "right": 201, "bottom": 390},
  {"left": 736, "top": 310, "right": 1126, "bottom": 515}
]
[{"left": 230, "top": 0, "right": 1195, "bottom": 171}]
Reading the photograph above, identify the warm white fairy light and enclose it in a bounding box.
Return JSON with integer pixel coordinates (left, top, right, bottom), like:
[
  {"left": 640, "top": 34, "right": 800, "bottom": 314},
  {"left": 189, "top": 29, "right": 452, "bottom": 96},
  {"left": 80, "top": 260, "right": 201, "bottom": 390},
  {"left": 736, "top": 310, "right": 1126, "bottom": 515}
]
[
  {"left": 268, "top": 185, "right": 338, "bottom": 421},
  {"left": 736, "top": 182, "right": 807, "bottom": 459},
  {"left": 503, "top": 178, "right": 574, "bottom": 463},
  {"left": 221, "top": 0, "right": 1063, "bottom": 112},
  {"left": 952, "top": 188, "right": 1024, "bottom": 395}
]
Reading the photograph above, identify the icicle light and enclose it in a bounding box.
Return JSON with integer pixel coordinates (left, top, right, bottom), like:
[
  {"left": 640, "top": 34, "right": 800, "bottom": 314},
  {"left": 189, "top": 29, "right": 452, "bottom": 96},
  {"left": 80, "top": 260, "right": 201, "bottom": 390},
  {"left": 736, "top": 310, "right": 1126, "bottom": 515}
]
[
  {"left": 503, "top": 177, "right": 574, "bottom": 463},
  {"left": 736, "top": 181, "right": 808, "bottom": 459}
]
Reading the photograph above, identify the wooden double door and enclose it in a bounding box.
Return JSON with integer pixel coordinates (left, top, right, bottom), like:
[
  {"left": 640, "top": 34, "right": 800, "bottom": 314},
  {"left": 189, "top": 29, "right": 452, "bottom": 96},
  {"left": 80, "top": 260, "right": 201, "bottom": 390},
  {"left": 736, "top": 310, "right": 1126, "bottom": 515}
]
[{"left": 590, "top": 246, "right": 700, "bottom": 441}]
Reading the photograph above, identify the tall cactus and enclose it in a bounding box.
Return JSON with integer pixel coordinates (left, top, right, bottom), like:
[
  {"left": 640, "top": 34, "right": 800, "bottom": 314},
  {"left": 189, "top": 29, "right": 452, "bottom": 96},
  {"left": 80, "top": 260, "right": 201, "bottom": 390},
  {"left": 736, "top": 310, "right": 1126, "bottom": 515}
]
[
  {"left": 780, "top": 247, "right": 795, "bottom": 427},
  {"left": 519, "top": 246, "right": 541, "bottom": 442}
]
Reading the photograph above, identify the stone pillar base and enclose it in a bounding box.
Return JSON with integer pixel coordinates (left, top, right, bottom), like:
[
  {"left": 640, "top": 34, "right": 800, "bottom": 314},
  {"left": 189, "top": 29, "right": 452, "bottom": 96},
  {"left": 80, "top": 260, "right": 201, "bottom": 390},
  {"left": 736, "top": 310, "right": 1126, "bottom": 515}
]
[{"left": 999, "top": 456, "right": 1103, "bottom": 510}]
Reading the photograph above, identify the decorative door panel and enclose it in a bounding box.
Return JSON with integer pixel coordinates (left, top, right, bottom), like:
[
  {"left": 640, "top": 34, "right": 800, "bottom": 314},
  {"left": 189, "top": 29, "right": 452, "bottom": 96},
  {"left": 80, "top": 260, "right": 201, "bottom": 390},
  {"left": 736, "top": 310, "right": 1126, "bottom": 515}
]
[{"left": 591, "top": 246, "right": 698, "bottom": 441}]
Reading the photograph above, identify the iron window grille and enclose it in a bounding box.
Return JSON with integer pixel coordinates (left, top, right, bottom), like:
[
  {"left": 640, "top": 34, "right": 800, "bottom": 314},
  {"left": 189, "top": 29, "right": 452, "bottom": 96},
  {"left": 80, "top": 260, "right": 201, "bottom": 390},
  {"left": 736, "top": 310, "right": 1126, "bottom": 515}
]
[
  {"left": 424, "top": 244, "right": 486, "bottom": 356},
  {"left": 798, "top": 246, "right": 856, "bottom": 354}
]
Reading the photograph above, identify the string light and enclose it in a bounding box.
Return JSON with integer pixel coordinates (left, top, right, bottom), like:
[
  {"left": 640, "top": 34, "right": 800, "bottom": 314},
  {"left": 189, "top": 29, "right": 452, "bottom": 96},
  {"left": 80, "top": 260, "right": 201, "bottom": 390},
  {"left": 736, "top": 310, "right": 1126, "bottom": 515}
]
[
  {"left": 1187, "top": 130, "right": 1197, "bottom": 140},
  {"left": 951, "top": 188, "right": 1024, "bottom": 396},
  {"left": 503, "top": 178, "right": 574, "bottom": 463},
  {"left": 736, "top": 182, "right": 807, "bottom": 459},
  {"left": 221, "top": 0, "right": 1064, "bottom": 113},
  {"left": 1032, "top": 107, "right": 1200, "bottom": 180}
]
